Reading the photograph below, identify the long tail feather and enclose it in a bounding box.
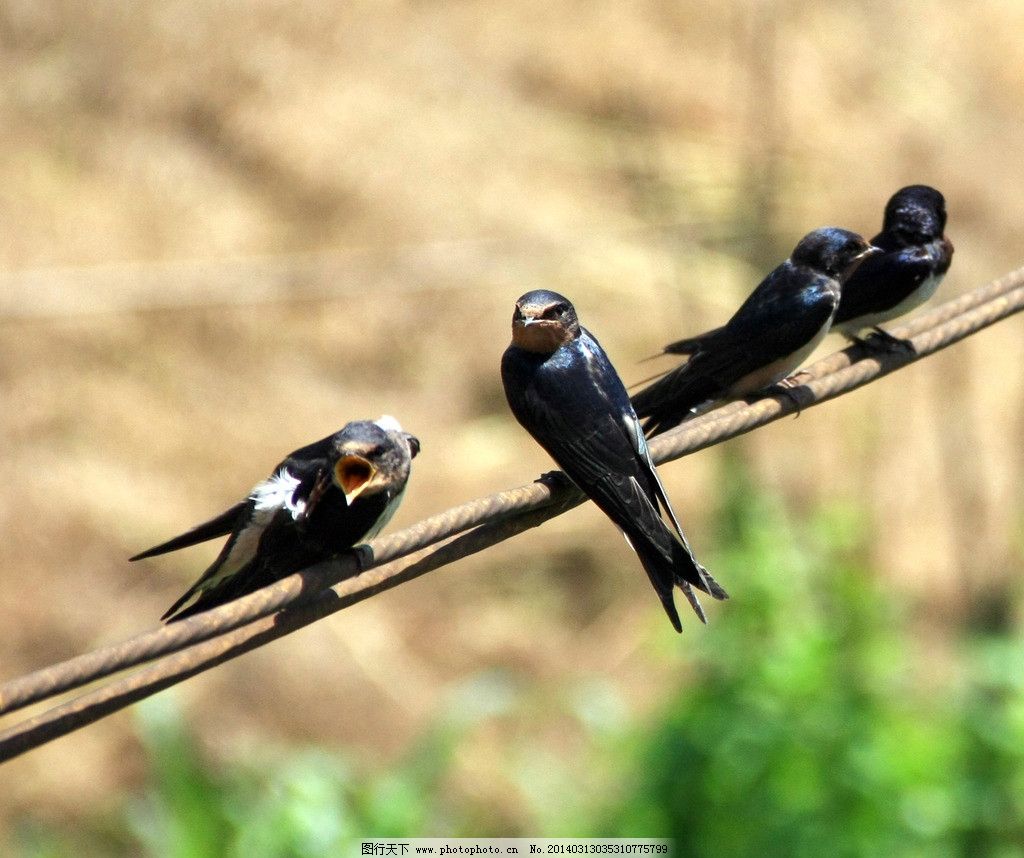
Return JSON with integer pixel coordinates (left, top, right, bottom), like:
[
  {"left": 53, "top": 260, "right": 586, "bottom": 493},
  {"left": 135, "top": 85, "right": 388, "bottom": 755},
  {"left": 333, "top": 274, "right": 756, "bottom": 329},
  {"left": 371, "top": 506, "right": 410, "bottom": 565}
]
[{"left": 130, "top": 502, "right": 247, "bottom": 561}]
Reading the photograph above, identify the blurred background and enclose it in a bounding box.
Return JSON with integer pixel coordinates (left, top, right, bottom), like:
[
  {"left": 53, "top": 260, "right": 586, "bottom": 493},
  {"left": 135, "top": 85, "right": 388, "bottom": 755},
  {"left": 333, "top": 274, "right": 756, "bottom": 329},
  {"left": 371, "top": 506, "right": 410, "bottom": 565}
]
[{"left": 3, "top": 0, "right": 1024, "bottom": 854}]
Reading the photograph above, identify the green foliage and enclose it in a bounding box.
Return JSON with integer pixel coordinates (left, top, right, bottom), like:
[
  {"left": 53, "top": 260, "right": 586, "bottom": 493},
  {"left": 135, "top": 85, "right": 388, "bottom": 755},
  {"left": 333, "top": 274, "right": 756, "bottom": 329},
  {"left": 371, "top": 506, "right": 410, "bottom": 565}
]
[
  {"left": 601, "top": 452, "right": 1024, "bottom": 857},
  {"left": 119, "top": 694, "right": 474, "bottom": 857},
  {"left": 102, "top": 671, "right": 523, "bottom": 857},
  {"left": 128, "top": 695, "right": 233, "bottom": 857}
]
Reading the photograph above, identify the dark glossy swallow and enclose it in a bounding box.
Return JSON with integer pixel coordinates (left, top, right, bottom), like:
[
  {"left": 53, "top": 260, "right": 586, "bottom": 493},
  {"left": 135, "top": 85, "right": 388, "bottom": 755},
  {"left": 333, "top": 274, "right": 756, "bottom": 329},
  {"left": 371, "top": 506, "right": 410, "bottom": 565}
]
[
  {"left": 631, "top": 228, "right": 878, "bottom": 436},
  {"left": 131, "top": 416, "right": 420, "bottom": 621},
  {"left": 501, "top": 289, "right": 727, "bottom": 632},
  {"left": 832, "top": 185, "right": 953, "bottom": 351}
]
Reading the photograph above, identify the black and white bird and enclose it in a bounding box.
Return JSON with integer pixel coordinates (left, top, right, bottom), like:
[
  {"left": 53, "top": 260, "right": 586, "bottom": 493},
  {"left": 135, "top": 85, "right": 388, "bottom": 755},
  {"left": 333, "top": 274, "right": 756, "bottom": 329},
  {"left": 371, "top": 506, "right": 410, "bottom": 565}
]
[
  {"left": 831, "top": 185, "right": 953, "bottom": 351},
  {"left": 501, "top": 289, "right": 727, "bottom": 632},
  {"left": 631, "top": 228, "right": 879, "bottom": 436},
  {"left": 131, "top": 416, "right": 420, "bottom": 621}
]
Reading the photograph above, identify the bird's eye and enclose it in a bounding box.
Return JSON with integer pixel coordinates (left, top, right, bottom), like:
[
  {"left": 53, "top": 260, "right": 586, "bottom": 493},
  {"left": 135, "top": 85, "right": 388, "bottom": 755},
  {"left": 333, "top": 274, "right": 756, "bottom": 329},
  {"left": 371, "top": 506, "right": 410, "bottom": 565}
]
[{"left": 542, "top": 303, "right": 566, "bottom": 320}]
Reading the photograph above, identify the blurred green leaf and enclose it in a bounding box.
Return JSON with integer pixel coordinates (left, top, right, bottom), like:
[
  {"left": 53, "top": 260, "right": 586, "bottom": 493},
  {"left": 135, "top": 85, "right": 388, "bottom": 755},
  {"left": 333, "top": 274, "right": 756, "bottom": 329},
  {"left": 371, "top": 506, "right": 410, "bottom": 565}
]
[{"left": 597, "top": 452, "right": 1024, "bottom": 856}]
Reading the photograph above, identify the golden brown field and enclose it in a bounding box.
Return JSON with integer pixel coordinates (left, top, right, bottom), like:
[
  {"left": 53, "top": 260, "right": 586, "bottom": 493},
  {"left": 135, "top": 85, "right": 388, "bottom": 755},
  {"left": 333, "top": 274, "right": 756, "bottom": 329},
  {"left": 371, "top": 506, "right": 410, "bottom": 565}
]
[{"left": 2, "top": 0, "right": 1023, "bottom": 840}]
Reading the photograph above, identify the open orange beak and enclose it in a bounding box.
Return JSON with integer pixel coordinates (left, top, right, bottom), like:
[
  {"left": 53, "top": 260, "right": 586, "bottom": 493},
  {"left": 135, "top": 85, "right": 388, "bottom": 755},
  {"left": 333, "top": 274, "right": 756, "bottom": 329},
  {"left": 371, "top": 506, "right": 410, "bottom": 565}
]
[{"left": 334, "top": 455, "right": 376, "bottom": 505}]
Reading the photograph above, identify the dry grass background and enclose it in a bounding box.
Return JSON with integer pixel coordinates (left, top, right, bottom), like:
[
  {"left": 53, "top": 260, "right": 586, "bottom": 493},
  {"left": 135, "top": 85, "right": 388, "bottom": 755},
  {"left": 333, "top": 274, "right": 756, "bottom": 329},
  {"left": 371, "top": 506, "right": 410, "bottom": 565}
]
[{"left": 2, "top": 0, "right": 1024, "bottom": 834}]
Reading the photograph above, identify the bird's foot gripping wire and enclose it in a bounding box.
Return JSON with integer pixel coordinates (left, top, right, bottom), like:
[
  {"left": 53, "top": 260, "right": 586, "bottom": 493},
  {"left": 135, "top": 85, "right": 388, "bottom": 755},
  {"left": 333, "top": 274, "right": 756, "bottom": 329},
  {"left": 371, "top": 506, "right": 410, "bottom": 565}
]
[
  {"left": 851, "top": 327, "right": 916, "bottom": 355},
  {"left": 867, "top": 326, "right": 917, "bottom": 354},
  {"left": 538, "top": 469, "right": 574, "bottom": 493},
  {"left": 761, "top": 371, "right": 812, "bottom": 416},
  {"left": 353, "top": 543, "right": 375, "bottom": 572}
]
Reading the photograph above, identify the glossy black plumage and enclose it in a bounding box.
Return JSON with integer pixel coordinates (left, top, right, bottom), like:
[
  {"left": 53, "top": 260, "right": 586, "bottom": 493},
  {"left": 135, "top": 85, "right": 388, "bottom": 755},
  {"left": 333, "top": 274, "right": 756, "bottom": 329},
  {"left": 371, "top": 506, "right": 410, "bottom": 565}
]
[
  {"left": 631, "top": 228, "right": 877, "bottom": 436},
  {"left": 832, "top": 185, "right": 953, "bottom": 348},
  {"left": 131, "top": 417, "right": 419, "bottom": 621},
  {"left": 501, "top": 289, "right": 726, "bottom": 632}
]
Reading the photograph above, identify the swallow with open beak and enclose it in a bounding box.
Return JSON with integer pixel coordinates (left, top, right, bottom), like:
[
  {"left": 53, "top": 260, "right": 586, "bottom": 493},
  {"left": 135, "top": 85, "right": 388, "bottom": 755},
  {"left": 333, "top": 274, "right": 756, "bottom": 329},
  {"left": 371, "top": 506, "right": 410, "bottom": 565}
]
[
  {"left": 131, "top": 416, "right": 420, "bottom": 621},
  {"left": 831, "top": 185, "right": 953, "bottom": 352},
  {"left": 631, "top": 228, "right": 879, "bottom": 436},
  {"left": 501, "top": 289, "right": 727, "bottom": 632}
]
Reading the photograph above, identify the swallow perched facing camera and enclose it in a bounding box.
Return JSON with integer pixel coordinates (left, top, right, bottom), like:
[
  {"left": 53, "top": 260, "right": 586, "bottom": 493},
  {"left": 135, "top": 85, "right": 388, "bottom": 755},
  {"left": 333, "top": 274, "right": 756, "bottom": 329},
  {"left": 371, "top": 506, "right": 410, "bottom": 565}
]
[
  {"left": 131, "top": 416, "right": 420, "bottom": 621},
  {"left": 501, "top": 289, "right": 727, "bottom": 632},
  {"left": 630, "top": 228, "right": 879, "bottom": 436},
  {"left": 831, "top": 185, "right": 953, "bottom": 351}
]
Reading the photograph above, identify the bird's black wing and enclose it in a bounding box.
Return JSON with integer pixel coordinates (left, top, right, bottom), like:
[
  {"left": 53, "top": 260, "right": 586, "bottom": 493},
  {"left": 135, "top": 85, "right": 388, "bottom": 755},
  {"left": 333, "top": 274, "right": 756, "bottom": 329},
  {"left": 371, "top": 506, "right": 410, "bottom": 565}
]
[
  {"left": 662, "top": 325, "right": 728, "bottom": 355},
  {"left": 130, "top": 435, "right": 337, "bottom": 563},
  {"left": 160, "top": 500, "right": 290, "bottom": 621},
  {"left": 632, "top": 271, "right": 837, "bottom": 433},
  {"left": 508, "top": 370, "right": 643, "bottom": 496},
  {"left": 648, "top": 303, "right": 832, "bottom": 396},
  {"left": 698, "top": 266, "right": 838, "bottom": 372},
  {"left": 280, "top": 433, "right": 338, "bottom": 464},
  {"left": 161, "top": 454, "right": 335, "bottom": 621},
  {"left": 627, "top": 412, "right": 728, "bottom": 600},
  {"left": 130, "top": 501, "right": 248, "bottom": 561},
  {"left": 527, "top": 403, "right": 719, "bottom": 621}
]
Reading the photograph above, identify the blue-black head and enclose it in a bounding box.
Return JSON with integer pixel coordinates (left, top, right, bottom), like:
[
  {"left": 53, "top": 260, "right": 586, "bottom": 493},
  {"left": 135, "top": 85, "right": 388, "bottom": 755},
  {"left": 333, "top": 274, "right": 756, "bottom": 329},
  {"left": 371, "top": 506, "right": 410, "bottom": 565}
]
[
  {"left": 790, "top": 227, "right": 879, "bottom": 280},
  {"left": 510, "top": 289, "right": 581, "bottom": 354},
  {"left": 881, "top": 185, "right": 947, "bottom": 243}
]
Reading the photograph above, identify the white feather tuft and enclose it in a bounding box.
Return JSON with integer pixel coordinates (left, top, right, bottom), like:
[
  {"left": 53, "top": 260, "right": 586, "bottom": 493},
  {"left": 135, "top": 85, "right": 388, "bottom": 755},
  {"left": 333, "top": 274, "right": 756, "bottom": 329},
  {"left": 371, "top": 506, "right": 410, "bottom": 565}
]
[
  {"left": 374, "top": 414, "right": 403, "bottom": 433},
  {"left": 250, "top": 468, "right": 306, "bottom": 519}
]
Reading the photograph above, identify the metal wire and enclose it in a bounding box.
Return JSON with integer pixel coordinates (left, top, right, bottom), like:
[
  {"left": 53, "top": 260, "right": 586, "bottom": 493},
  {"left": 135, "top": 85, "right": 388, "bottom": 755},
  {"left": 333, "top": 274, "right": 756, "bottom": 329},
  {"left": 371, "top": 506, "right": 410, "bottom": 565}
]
[
  {"left": 0, "top": 483, "right": 572, "bottom": 717},
  {"left": 1, "top": 265, "right": 1022, "bottom": 763}
]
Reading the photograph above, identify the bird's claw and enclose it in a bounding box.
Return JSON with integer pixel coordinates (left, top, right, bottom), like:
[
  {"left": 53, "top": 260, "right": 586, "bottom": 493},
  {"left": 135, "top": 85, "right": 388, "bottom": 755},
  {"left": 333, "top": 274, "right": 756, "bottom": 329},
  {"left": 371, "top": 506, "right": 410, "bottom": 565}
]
[
  {"left": 776, "top": 370, "right": 811, "bottom": 389},
  {"left": 352, "top": 543, "right": 375, "bottom": 572},
  {"left": 764, "top": 374, "right": 812, "bottom": 416},
  {"left": 538, "top": 470, "right": 573, "bottom": 492},
  {"left": 865, "top": 327, "right": 917, "bottom": 354}
]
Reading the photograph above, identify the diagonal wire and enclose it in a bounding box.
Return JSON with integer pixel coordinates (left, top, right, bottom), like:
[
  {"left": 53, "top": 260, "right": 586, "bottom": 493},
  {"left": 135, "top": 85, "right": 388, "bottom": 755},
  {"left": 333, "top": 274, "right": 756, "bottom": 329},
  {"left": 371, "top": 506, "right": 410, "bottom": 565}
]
[
  {"left": 0, "top": 265, "right": 1022, "bottom": 762},
  {"left": 6, "top": 266, "right": 1021, "bottom": 720},
  {"left": 0, "top": 483, "right": 570, "bottom": 717},
  {"left": 0, "top": 495, "right": 584, "bottom": 762}
]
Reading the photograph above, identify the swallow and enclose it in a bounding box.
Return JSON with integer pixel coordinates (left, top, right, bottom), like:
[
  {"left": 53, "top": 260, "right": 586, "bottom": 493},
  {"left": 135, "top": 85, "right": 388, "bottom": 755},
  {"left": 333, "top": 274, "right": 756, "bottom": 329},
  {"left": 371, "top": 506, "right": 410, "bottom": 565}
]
[
  {"left": 501, "top": 289, "right": 727, "bottom": 632},
  {"left": 831, "top": 185, "right": 953, "bottom": 351},
  {"left": 131, "top": 416, "right": 420, "bottom": 621},
  {"left": 630, "top": 228, "right": 879, "bottom": 436}
]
